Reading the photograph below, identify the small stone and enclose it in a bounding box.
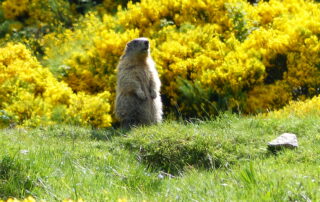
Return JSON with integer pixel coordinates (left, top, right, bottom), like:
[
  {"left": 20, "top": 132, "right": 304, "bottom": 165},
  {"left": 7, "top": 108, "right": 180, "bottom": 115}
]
[
  {"left": 268, "top": 133, "right": 298, "bottom": 149},
  {"left": 157, "top": 173, "right": 164, "bottom": 179},
  {"left": 20, "top": 149, "right": 29, "bottom": 155}
]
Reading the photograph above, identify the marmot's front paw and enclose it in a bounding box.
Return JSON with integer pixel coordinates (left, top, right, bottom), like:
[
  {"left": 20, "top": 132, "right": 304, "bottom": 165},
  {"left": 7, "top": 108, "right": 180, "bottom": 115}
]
[
  {"left": 150, "top": 90, "right": 157, "bottom": 99},
  {"left": 136, "top": 89, "right": 146, "bottom": 100}
]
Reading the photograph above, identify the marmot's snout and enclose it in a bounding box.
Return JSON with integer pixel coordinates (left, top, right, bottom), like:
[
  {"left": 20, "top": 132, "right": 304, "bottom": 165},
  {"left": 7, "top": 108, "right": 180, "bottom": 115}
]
[{"left": 142, "top": 40, "right": 149, "bottom": 50}]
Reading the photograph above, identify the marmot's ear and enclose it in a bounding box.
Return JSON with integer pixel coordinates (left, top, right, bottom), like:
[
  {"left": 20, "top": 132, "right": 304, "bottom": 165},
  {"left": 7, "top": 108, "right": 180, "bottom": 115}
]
[{"left": 125, "top": 44, "right": 130, "bottom": 51}]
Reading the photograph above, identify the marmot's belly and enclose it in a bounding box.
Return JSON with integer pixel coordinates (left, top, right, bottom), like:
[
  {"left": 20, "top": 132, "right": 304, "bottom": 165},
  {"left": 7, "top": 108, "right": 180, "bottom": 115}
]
[{"left": 115, "top": 94, "right": 159, "bottom": 123}]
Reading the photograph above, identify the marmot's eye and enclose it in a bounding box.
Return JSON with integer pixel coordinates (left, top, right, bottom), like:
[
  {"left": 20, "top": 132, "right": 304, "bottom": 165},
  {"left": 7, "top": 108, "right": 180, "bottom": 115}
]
[{"left": 144, "top": 41, "right": 149, "bottom": 46}]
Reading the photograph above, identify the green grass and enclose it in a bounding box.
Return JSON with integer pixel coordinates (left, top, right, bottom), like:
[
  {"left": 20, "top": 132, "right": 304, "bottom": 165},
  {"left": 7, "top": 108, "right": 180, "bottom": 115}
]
[{"left": 0, "top": 114, "right": 319, "bottom": 201}]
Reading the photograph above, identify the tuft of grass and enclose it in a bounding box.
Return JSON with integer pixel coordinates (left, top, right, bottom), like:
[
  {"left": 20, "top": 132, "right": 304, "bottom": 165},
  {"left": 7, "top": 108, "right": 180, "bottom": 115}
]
[{"left": 0, "top": 155, "right": 36, "bottom": 198}]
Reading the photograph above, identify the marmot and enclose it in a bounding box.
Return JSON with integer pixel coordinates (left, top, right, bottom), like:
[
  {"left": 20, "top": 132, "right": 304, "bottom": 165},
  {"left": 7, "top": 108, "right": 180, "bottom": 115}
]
[{"left": 115, "top": 37, "right": 163, "bottom": 128}]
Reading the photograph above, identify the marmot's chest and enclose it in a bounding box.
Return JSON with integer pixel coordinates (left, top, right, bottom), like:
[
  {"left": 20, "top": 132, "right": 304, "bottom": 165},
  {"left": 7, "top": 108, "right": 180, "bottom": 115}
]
[{"left": 135, "top": 68, "right": 152, "bottom": 83}]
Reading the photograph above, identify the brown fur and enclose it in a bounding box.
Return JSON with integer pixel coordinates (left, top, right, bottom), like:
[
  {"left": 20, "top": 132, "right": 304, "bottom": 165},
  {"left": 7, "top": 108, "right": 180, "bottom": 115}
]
[{"left": 115, "top": 37, "right": 162, "bottom": 128}]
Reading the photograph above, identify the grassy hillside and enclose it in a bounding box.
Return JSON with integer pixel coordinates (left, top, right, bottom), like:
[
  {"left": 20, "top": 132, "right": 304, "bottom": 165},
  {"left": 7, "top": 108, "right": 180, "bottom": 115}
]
[
  {"left": 1, "top": 0, "right": 320, "bottom": 128},
  {"left": 1, "top": 113, "right": 319, "bottom": 201}
]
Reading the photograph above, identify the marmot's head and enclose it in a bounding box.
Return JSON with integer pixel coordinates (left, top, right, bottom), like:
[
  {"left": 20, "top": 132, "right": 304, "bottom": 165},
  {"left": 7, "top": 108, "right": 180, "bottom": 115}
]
[{"left": 124, "top": 37, "right": 150, "bottom": 58}]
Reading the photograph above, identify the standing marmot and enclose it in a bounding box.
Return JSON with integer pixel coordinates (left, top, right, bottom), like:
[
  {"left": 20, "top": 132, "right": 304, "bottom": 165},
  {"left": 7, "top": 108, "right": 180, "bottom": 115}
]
[{"left": 115, "top": 37, "right": 163, "bottom": 128}]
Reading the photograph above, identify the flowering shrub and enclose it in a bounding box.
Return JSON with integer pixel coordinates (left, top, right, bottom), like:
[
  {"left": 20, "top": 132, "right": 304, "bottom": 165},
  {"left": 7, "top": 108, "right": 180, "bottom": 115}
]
[
  {"left": 67, "top": 91, "right": 112, "bottom": 128},
  {"left": 117, "top": 0, "right": 319, "bottom": 115},
  {"left": 0, "top": 43, "right": 112, "bottom": 128},
  {"left": 1, "top": 0, "right": 29, "bottom": 20},
  {"left": 1, "top": 0, "right": 320, "bottom": 126},
  {"left": 1, "top": 0, "right": 76, "bottom": 28},
  {"left": 266, "top": 95, "right": 320, "bottom": 118}
]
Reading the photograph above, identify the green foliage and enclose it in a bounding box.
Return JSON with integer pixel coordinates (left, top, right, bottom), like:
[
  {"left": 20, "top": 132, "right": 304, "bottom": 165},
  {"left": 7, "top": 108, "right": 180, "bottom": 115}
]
[
  {"left": 0, "top": 110, "right": 12, "bottom": 127},
  {"left": 227, "top": 3, "right": 251, "bottom": 42},
  {"left": 176, "top": 79, "right": 219, "bottom": 118},
  {"left": 176, "top": 79, "right": 249, "bottom": 119}
]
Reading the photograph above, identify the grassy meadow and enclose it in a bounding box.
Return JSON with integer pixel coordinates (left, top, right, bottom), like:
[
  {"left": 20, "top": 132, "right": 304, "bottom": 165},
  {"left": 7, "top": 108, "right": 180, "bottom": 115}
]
[{"left": 1, "top": 113, "right": 319, "bottom": 201}]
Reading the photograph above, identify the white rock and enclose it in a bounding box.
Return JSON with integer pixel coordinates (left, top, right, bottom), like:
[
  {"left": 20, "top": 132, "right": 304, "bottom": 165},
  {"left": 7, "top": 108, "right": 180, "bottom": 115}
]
[
  {"left": 268, "top": 133, "right": 298, "bottom": 148},
  {"left": 20, "top": 149, "right": 29, "bottom": 155}
]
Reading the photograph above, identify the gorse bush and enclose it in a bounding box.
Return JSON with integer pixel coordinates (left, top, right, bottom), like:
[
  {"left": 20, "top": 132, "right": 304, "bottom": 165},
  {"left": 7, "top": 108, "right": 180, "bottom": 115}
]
[
  {"left": 0, "top": 43, "right": 112, "bottom": 127},
  {"left": 0, "top": 0, "right": 319, "bottom": 127},
  {"left": 266, "top": 94, "right": 320, "bottom": 118}
]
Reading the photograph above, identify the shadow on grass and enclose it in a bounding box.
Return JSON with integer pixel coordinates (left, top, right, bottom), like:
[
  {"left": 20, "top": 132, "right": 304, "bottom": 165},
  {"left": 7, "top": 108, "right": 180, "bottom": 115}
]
[{"left": 90, "top": 127, "right": 128, "bottom": 141}]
